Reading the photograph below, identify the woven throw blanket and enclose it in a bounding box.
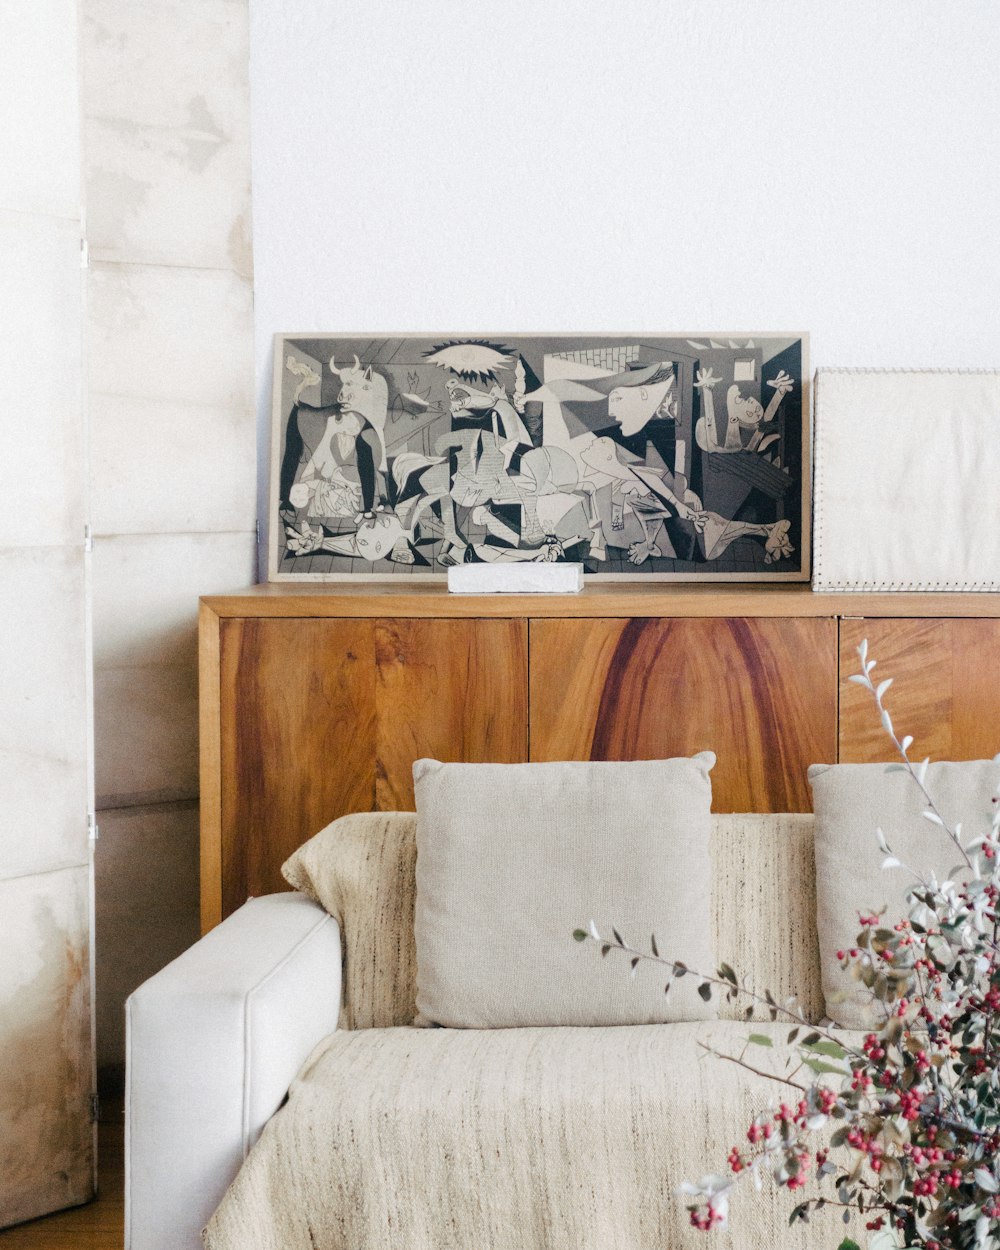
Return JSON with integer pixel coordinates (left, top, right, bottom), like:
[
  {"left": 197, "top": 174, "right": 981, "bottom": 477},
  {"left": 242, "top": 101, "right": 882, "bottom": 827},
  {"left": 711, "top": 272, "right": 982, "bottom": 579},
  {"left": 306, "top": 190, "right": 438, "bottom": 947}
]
[{"left": 204, "top": 1021, "right": 847, "bottom": 1250}]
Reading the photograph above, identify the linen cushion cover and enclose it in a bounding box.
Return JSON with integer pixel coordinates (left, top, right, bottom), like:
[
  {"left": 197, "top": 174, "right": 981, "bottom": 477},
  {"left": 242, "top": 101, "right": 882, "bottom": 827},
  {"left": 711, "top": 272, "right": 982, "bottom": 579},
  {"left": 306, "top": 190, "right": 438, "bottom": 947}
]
[
  {"left": 809, "top": 759, "right": 1000, "bottom": 1028},
  {"left": 204, "top": 1019, "right": 838, "bottom": 1250},
  {"left": 412, "top": 754, "right": 717, "bottom": 1028},
  {"left": 282, "top": 810, "right": 825, "bottom": 1033},
  {"left": 283, "top": 812, "right": 418, "bottom": 1030}
]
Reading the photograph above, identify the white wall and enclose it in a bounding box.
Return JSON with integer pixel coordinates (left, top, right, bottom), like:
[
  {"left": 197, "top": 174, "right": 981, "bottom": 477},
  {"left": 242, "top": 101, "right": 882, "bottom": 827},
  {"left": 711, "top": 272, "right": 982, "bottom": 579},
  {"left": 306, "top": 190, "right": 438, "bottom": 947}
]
[{"left": 249, "top": 0, "right": 1000, "bottom": 485}]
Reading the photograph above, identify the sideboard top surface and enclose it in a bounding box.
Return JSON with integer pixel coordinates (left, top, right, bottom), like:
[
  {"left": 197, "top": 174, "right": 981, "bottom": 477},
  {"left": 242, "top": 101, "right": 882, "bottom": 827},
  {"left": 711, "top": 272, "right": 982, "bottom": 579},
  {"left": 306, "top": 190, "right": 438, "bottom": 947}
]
[{"left": 200, "top": 583, "right": 1000, "bottom": 620}]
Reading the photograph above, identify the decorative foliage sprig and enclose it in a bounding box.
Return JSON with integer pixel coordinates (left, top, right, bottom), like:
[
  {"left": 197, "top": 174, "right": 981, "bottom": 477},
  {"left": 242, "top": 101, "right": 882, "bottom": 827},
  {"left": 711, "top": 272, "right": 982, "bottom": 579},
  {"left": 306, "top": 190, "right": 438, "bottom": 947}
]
[{"left": 576, "top": 642, "right": 1000, "bottom": 1250}]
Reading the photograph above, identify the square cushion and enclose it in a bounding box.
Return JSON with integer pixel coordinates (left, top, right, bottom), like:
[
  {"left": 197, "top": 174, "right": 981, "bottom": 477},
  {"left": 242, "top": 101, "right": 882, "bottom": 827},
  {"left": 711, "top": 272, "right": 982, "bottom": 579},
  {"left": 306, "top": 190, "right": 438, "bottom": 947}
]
[
  {"left": 809, "top": 759, "right": 1000, "bottom": 1028},
  {"left": 412, "top": 754, "right": 717, "bottom": 1028}
]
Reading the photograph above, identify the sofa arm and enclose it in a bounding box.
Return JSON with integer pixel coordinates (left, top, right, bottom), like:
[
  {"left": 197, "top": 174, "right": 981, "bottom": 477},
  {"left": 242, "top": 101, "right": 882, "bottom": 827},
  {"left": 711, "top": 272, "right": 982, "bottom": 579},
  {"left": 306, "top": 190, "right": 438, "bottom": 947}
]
[{"left": 125, "top": 892, "right": 341, "bottom": 1250}]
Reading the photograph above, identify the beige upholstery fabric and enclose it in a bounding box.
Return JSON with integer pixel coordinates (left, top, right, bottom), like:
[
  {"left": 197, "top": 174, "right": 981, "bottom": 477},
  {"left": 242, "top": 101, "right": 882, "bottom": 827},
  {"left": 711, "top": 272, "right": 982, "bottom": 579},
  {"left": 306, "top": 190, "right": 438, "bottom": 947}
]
[
  {"left": 283, "top": 813, "right": 417, "bottom": 1030},
  {"left": 284, "top": 809, "right": 823, "bottom": 1030},
  {"left": 211, "top": 812, "right": 828, "bottom": 1249},
  {"left": 412, "top": 755, "right": 717, "bottom": 1027},
  {"left": 711, "top": 812, "right": 823, "bottom": 1025},
  {"left": 810, "top": 760, "right": 1000, "bottom": 1027},
  {"left": 204, "top": 1020, "right": 849, "bottom": 1250}
]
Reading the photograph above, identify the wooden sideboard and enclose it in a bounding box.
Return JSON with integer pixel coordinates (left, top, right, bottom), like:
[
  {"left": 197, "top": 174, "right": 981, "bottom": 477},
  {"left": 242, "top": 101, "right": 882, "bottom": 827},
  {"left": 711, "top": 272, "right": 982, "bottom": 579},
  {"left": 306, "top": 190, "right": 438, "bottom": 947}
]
[{"left": 199, "top": 585, "right": 1000, "bottom": 931}]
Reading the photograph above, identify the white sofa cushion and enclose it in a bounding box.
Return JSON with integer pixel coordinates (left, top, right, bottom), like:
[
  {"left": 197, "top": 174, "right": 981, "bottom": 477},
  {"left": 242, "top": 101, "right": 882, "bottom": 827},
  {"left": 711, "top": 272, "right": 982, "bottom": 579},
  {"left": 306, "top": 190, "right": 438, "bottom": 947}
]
[{"left": 412, "top": 755, "right": 717, "bottom": 1027}]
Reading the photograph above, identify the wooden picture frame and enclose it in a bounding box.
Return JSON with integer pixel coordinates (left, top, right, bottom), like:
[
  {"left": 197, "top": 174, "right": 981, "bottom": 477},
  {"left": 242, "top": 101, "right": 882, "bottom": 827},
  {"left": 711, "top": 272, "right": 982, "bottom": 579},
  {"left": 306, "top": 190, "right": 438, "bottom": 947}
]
[{"left": 267, "top": 332, "right": 810, "bottom": 582}]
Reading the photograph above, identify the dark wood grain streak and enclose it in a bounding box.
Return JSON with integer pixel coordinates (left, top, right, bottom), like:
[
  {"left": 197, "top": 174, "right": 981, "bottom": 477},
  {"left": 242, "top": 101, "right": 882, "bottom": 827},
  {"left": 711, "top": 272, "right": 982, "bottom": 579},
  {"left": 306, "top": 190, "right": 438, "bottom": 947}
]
[{"left": 531, "top": 617, "right": 837, "bottom": 812}]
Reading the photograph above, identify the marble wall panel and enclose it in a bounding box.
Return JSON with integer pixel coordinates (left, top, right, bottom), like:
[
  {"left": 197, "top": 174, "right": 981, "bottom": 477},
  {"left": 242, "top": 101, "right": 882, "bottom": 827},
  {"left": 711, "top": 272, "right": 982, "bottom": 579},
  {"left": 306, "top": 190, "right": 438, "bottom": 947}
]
[
  {"left": 0, "top": 866, "right": 93, "bottom": 1228},
  {"left": 89, "top": 394, "right": 257, "bottom": 537},
  {"left": 82, "top": 0, "right": 251, "bottom": 274},
  {"left": 0, "top": 0, "right": 81, "bottom": 218},
  {"left": 0, "top": 211, "right": 86, "bottom": 550}
]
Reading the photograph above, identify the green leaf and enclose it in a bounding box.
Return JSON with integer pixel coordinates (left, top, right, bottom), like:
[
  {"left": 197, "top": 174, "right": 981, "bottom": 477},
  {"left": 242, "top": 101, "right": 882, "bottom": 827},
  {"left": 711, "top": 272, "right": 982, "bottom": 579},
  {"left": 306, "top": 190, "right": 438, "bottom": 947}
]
[
  {"left": 802, "top": 1039, "right": 847, "bottom": 1060},
  {"left": 718, "top": 962, "right": 737, "bottom": 985},
  {"left": 836, "top": 1241, "right": 861, "bottom": 1250},
  {"left": 697, "top": 982, "right": 712, "bottom": 1002},
  {"left": 748, "top": 1033, "right": 775, "bottom": 1048},
  {"left": 803, "top": 1058, "right": 849, "bottom": 1077},
  {"left": 572, "top": 929, "right": 587, "bottom": 942}
]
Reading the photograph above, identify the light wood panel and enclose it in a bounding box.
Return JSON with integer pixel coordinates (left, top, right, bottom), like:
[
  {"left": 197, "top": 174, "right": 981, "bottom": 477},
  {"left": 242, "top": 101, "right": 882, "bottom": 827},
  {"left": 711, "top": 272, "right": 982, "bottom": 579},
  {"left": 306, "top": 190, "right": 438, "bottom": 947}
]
[
  {"left": 203, "top": 584, "right": 1000, "bottom": 620},
  {"left": 374, "top": 619, "right": 528, "bottom": 809},
  {"left": 199, "top": 602, "right": 224, "bottom": 930},
  {"left": 529, "top": 617, "right": 838, "bottom": 812},
  {"left": 218, "top": 618, "right": 376, "bottom": 917},
  {"left": 839, "top": 618, "right": 1000, "bottom": 763}
]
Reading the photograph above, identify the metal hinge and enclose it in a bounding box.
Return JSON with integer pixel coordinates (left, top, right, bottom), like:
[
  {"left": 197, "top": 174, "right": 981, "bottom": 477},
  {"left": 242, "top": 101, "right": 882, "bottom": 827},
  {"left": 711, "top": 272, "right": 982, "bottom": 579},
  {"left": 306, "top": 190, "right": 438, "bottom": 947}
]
[
  {"left": 84, "top": 525, "right": 93, "bottom": 553},
  {"left": 80, "top": 237, "right": 89, "bottom": 270},
  {"left": 88, "top": 814, "right": 99, "bottom": 842},
  {"left": 255, "top": 519, "right": 260, "bottom": 546},
  {"left": 90, "top": 1092, "right": 100, "bottom": 1123}
]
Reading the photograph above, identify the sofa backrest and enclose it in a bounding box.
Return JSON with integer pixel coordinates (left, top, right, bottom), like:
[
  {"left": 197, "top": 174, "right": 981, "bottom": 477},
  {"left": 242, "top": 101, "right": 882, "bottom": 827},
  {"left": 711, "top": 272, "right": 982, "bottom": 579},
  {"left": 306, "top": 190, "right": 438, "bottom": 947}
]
[{"left": 285, "top": 811, "right": 824, "bottom": 1030}]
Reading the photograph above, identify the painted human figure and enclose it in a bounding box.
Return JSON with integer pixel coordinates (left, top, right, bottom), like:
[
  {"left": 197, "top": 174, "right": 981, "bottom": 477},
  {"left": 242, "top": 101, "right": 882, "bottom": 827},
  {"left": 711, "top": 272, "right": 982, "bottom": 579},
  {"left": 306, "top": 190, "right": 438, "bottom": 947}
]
[
  {"left": 694, "top": 366, "right": 793, "bottom": 455},
  {"left": 580, "top": 436, "right": 793, "bottom": 566},
  {"left": 389, "top": 378, "right": 536, "bottom": 565}
]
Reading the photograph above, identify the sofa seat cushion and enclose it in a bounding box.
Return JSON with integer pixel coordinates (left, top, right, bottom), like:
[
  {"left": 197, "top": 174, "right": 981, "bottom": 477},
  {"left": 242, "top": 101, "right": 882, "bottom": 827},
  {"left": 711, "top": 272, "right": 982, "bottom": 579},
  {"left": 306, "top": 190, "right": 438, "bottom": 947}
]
[{"left": 205, "top": 1021, "right": 853, "bottom": 1250}]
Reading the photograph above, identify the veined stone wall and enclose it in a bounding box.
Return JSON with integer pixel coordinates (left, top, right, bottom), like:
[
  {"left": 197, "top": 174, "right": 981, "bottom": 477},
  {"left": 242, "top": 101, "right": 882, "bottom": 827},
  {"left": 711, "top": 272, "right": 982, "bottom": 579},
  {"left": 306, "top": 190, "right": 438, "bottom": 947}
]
[
  {"left": 81, "top": 0, "right": 257, "bottom": 1090},
  {"left": 0, "top": 0, "right": 94, "bottom": 1225}
]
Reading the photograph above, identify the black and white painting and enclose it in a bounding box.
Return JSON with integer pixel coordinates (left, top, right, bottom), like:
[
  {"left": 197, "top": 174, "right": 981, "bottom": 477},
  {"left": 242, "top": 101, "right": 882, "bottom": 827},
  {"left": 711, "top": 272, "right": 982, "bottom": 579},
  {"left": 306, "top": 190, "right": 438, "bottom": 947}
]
[{"left": 268, "top": 333, "right": 809, "bottom": 581}]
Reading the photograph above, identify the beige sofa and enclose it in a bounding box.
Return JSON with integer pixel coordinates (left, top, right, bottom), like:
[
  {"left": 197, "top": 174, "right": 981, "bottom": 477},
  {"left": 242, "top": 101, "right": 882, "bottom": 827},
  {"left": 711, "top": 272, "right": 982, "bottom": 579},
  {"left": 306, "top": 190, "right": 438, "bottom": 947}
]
[{"left": 127, "top": 811, "right": 842, "bottom": 1250}]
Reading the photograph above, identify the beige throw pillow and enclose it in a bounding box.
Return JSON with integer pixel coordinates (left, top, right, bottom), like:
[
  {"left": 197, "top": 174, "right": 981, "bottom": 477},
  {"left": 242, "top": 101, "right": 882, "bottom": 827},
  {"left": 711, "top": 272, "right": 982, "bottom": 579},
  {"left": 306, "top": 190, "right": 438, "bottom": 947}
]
[
  {"left": 282, "top": 812, "right": 419, "bottom": 1030},
  {"left": 809, "top": 760, "right": 1000, "bottom": 1028},
  {"left": 412, "top": 755, "right": 718, "bottom": 1028}
]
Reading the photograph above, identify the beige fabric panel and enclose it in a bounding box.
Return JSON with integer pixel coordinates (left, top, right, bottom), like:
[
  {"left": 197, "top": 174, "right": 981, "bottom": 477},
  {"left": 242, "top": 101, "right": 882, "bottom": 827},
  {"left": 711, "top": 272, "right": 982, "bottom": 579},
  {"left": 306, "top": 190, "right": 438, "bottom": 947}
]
[
  {"left": 283, "top": 812, "right": 419, "bottom": 1031},
  {"left": 412, "top": 756, "right": 717, "bottom": 1028},
  {"left": 284, "top": 810, "right": 822, "bottom": 1030},
  {"left": 205, "top": 1019, "right": 845, "bottom": 1250},
  {"left": 810, "top": 760, "right": 999, "bottom": 1027},
  {"left": 712, "top": 812, "right": 823, "bottom": 1023}
]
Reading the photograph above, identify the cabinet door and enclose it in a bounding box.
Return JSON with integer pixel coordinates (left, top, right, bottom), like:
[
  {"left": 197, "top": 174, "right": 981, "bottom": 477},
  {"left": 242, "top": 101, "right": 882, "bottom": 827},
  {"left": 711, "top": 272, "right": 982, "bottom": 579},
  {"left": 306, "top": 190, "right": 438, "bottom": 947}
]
[
  {"left": 218, "top": 618, "right": 377, "bottom": 916},
  {"left": 839, "top": 618, "right": 1000, "bottom": 762},
  {"left": 375, "top": 619, "right": 528, "bottom": 809},
  {"left": 213, "top": 616, "right": 529, "bottom": 921},
  {"left": 529, "top": 617, "right": 837, "bottom": 812}
]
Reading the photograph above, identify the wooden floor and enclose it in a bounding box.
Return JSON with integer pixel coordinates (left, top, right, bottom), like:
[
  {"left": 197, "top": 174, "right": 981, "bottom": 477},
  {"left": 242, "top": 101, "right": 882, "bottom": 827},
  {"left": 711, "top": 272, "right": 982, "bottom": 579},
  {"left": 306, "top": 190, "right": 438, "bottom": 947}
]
[{"left": 0, "top": 1113, "right": 123, "bottom": 1249}]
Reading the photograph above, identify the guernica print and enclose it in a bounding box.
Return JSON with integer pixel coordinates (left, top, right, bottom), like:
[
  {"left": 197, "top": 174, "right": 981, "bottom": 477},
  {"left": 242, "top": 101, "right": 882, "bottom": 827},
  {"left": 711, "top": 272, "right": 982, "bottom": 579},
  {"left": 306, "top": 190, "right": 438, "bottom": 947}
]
[{"left": 267, "top": 333, "right": 810, "bottom": 581}]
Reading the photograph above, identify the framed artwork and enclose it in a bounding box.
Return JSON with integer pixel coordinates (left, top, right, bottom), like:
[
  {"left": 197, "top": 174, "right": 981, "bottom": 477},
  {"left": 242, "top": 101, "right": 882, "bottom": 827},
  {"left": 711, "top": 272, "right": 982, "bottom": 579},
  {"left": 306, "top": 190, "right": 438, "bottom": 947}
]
[{"left": 268, "top": 332, "right": 810, "bottom": 582}]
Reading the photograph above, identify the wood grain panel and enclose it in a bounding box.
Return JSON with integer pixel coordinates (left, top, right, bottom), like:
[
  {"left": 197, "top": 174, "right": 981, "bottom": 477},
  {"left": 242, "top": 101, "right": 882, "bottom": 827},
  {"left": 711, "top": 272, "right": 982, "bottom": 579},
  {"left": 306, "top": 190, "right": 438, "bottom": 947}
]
[
  {"left": 203, "top": 584, "right": 1000, "bottom": 621},
  {"left": 529, "top": 617, "right": 837, "bottom": 812},
  {"left": 375, "top": 619, "right": 528, "bottom": 810},
  {"left": 219, "top": 618, "right": 375, "bottom": 916},
  {"left": 839, "top": 618, "right": 1000, "bottom": 763},
  {"left": 199, "top": 602, "right": 224, "bottom": 930}
]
